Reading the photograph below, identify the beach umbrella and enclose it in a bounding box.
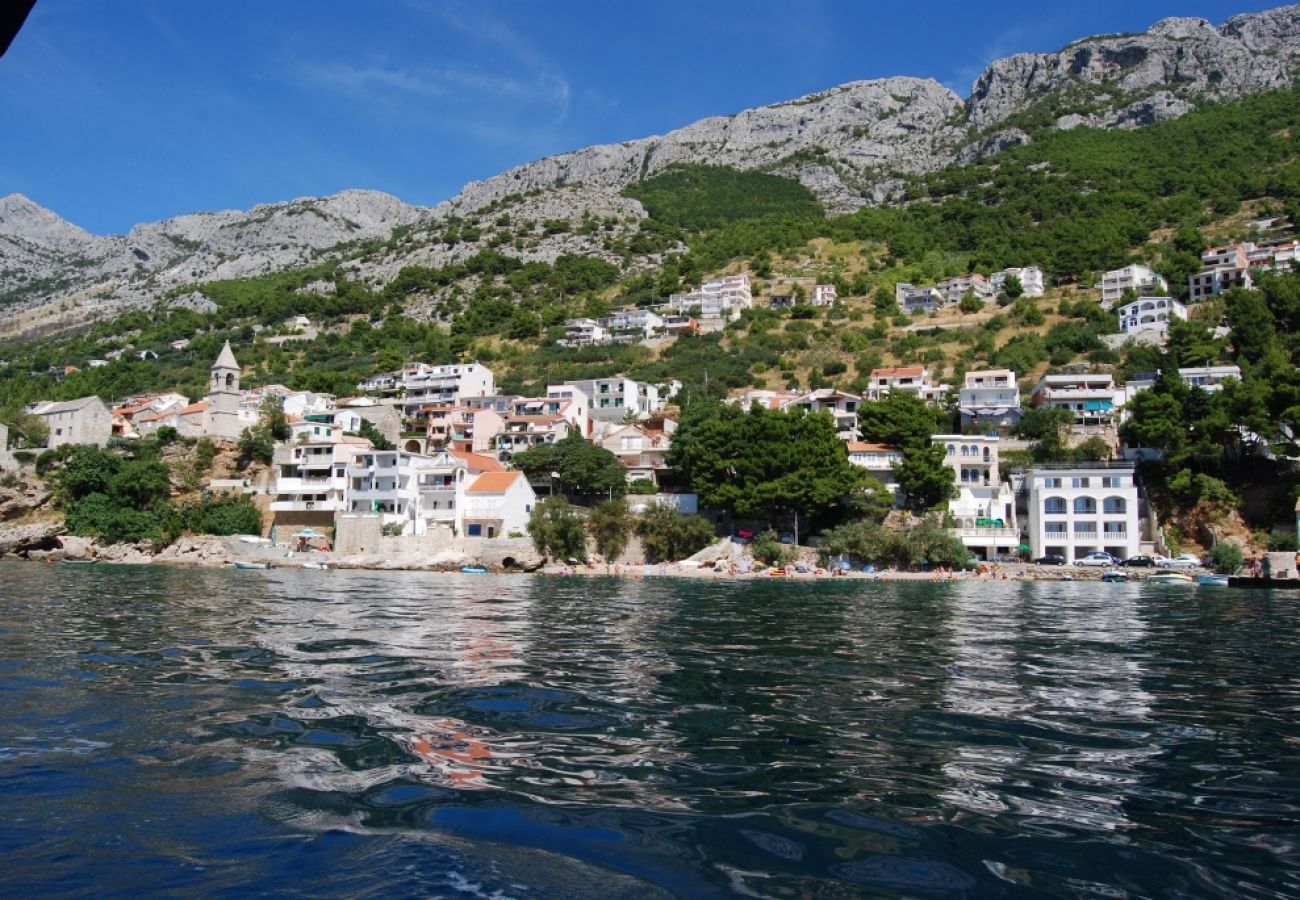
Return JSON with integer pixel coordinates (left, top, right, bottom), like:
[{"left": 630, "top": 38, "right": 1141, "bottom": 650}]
[{"left": 1017, "top": 544, "right": 1032, "bottom": 551}]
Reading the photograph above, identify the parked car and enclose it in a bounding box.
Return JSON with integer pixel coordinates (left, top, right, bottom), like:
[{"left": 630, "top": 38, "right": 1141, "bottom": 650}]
[
  {"left": 1034, "top": 554, "right": 1067, "bottom": 566},
  {"left": 1076, "top": 551, "right": 1119, "bottom": 567},
  {"left": 1120, "top": 555, "right": 1156, "bottom": 568},
  {"left": 1160, "top": 553, "right": 1202, "bottom": 569}
]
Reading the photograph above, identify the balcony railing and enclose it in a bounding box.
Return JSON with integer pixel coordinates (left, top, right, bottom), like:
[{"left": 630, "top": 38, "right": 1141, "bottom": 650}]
[{"left": 950, "top": 527, "right": 1020, "bottom": 539}]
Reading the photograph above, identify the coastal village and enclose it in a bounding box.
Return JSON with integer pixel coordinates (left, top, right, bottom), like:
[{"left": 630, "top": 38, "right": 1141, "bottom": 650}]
[{"left": 4, "top": 235, "right": 1296, "bottom": 578}]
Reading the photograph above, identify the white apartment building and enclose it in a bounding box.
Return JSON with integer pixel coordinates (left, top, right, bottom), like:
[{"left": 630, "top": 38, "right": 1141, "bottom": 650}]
[
  {"left": 780, "top": 389, "right": 861, "bottom": 441},
  {"left": 846, "top": 441, "right": 903, "bottom": 473},
  {"left": 1122, "top": 365, "right": 1243, "bottom": 405},
  {"left": 810, "top": 284, "right": 838, "bottom": 306},
  {"left": 937, "top": 274, "right": 992, "bottom": 305},
  {"left": 989, "top": 266, "right": 1045, "bottom": 298},
  {"left": 895, "top": 283, "right": 945, "bottom": 313},
  {"left": 865, "top": 367, "right": 951, "bottom": 404},
  {"left": 561, "top": 318, "right": 608, "bottom": 347},
  {"left": 600, "top": 422, "right": 674, "bottom": 486},
  {"left": 1027, "top": 464, "right": 1140, "bottom": 564},
  {"left": 1031, "top": 373, "right": 1123, "bottom": 427},
  {"left": 495, "top": 416, "right": 573, "bottom": 456},
  {"left": 1117, "top": 296, "right": 1187, "bottom": 337},
  {"left": 345, "top": 449, "right": 430, "bottom": 535},
  {"left": 400, "top": 362, "right": 495, "bottom": 416},
  {"left": 270, "top": 438, "right": 368, "bottom": 530},
  {"left": 958, "top": 369, "right": 1021, "bottom": 428},
  {"left": 667, "top": 273, "right": 753, "bottom": 320},
  {"left": 564, "top": 377, "right": 663, "bottom": 422},
  {"left": 934, "top": 434, "right": 1020, "bottom": 561},
  {"left": 603, "top": 308, "right": 665, "bottom": 340},
  {"left": 1101, "top": 264, "right": 1168, "bottom": 306},
  {"left": 411, "top": 448, "right": 506, "bottom": 537}
]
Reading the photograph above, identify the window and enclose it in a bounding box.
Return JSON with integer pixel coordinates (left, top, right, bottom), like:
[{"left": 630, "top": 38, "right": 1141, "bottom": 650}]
[
  {"left": 1045, "top": 523, "right": 1066, "bottom": 534},
  {"left": 1074, "top": 498, "right": 1097, "bottom": 514},
  {"left": 1103, "top": 522, "right": 1126, "bottom": 535},
  {"left": 1043, "top": 477, "right": 1062, "bottom": 489},
  {"left": 1102, "top": 497, "right": 1127, "bottom": 515},
  {"left": 1102, "top": 476, "right": 1125, "bottom": 488},
  {"left": 1044, "top": 497, "right": 1067, "bottom": 514},
  {"left": 1072, "top": 477, "right": 1090, "bottom": 488},
  {"left": 1074, "top": 521, "right": 1095, "bottom": 534}
]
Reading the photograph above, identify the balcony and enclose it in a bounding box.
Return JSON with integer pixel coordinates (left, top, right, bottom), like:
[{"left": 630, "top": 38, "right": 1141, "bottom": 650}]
[
  {"left": 274, "top": 476, "right": 344, "bottom": 492},
  {"left": 950, "top": 527, "right": 1020, "bottom": 540},
  {"left": 269, "top": 499, "right": 345, "bottom": 513}
]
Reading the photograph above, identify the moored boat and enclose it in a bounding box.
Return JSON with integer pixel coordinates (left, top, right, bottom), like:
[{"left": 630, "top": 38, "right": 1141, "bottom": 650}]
[
  {"left": 1196, "top": 573, "right": 1229, "bottom": 587},
  {"left": 301, "top": 561, "right": 329, "bottom": 571},
  {"left": 1101, "top": 570, "right": 1130, "bottom": 582},
  {"left": 460, "top": 565, "right": 488, "bottom": 574},
  {"left": 1148, "top": 572, "right": 1194, "bottom": 585},
  {"left": 233, "top": 560, "right": 273, "bottom": 570}
]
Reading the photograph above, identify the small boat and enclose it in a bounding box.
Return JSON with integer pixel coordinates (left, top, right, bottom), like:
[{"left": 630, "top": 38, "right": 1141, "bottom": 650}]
[
  {"left": 62, "top": 557, "right": 99, "bottom": 565},
  {"left": 460, "top": 565, "right": 488, "bottom": 575},
  {"left": 767, "top": 568, "right": 787, "bottom": 577},
  {"left": 301, "top": 561, "right": 329, "bottom": 571},
  {"left": 1196, "top": 573, "right": 1229, "bottom": 587},
  {"left": 1148, "top": 572, "right": 1194, "bottom": 585},
  {"left": 1101, "top": 570, "right": 1130, "bottom": 583},
  {"left": 233, "top": 560, "right": 273, "bottom": 570}
]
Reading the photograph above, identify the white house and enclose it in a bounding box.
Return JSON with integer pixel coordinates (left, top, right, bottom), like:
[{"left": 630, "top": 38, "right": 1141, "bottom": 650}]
[
  {"left": 989, "top": 266, "right": 1045, "bottom": 298},
  {"left": 937, "top": 274, "right": 992, "bottom": 305},
  {"left": 1189, "top": 243, "right": 1254, "bottom": 303},
  {"left": 561, "top": 318, "right": 608, "bottom": 347},
  {"left": 495, "top": 416, "right": 573, "bottom": 456},
  {"left": 667, "top": 273, "right": 753, "bottom": 320},
  {"left": 400, "top": 362, "right": 495, "bottom": 417},
  {"left": 958, "top": 369, "right": 1021, "bottom": 428},
  {"left": 895, "top": 283, "right": 945, "bottom": 313},
  {"left": 1031, "top": 373, "right": 1123, "bottom": 428},
  {"left": 461, "top": 471, "right": 537, "bottom": 540},
  {"left": 779, "top": 389, "right": 861, "bottom": 441},
  {"left": 600, "top": 421, "right": 674, "bottom": 485},
  {"left": 564, "top": 377, "right": 663, "bottom": 423},
  {"left": 270, "top": 438, "right": 369, "bottom": 532},
  {"left": 1026, "top": 464, "right": 1140, "bottom": 564},
  {"left": 603, "top": 308, "right": 665, "bottom": 340},
  {"left": 934, "top": 434, "right": 1020, "bottom": 561},
  {"left": 344, "top": 449, "right": 431, "bottom": 535},
  {"left": 865, "top": 367, "right": 951, "bottom": 404},
  {"left": 1101, "top": 264, "right": 1168, "bottom": 306},
  {"left": 1117, "top": 296, "right": 1187, "bottom": 338},
  {"left": 810, "top": 284, "right": 838, "bottom": 306},
  {"left": 35, "top": 396, "right": 112, "bottom": 448},
  {"left": 411, "top": 448, "right": 505, "bottom": 537}
]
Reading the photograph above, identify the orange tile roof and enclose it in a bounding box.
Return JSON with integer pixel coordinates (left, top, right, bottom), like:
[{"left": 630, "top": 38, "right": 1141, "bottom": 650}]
[
  {"left": 870, "top": 366, "right": 924, "bottom": 378},
  {"left": 466, "top": 471, "right": 523, "bottom": 494},
  {"left": 448, "top": 449, "right": 504, "bottom": 472},
  {"left": 847, "top": 441, "right": 899, "bottom": 453}
]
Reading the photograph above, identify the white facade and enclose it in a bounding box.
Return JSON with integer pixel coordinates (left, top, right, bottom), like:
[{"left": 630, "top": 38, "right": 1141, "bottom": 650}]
[
  {"left": 1101, "top": 264, "right": 1168, "bottom": 306},
  {"left": 934, "top": 434, "right": 1020, "bottom": 560},
  {"left": 1118, "top": 297, "right": 1187, "bottom": 336},
  {"left": 895, "top": 283, "right": 945, "bottom": 312},
  {"left": 561, "top": 318, "right": 608, "bottom": 347},
  {"left": 564, "top": 377, "right": 663, "bottom": 422},
  {"left": 603, "top": 308, "right": 665, "bottom": 340},
  {"left": 462, "top": 471, "right": 537, "bottom": 540},
  {"left": 401, "top": 363, "right": 495, "bottom": 416},
  {"left": 989, "top": 266, "right": 1045, "bottom": 298},
  {"left": 780, "top": 389, "right": 861, "bottom": 440},
  {"left": 1031, "top": 373, "right": 1123, "bottom": 426},
  {"left": 810, "top": 284, "right": 838, "bottom": 306},
  {"left": 865, "top": 367, "right": 950, "bottom": 404},
  {"left": 958, "top": 369, "right": 1021, "bottom": 428},
  {"left": 270, "top": 440, "right": 361, "bottom": 517},
  {"left": 937, "top": 274, "right": 992, "bottom": 305},
  {"left": 345, "top": 449, "right": 430, "bottom": 534},
  {"left": 1027, "top": 465, "right": 1140, "bottom": 564},
  {"left": 667, "top": 273, "right": 753, "bottom": 320}
]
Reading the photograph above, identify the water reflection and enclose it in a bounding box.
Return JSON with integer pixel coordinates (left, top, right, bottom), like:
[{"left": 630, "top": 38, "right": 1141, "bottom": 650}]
[{"left": 2, "top": 563, "right": 1299, "bottom": 897}]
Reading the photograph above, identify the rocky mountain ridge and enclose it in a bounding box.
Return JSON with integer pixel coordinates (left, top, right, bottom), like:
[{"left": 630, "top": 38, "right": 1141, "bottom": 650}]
[{"left": 3, "top": 3, "right": 1299, "bottom": 337}]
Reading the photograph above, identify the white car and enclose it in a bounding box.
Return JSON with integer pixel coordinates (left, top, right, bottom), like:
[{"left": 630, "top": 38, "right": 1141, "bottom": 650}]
[
  {"left": 1160, "top": 554, "right": 1202, "bottom": 569},
  {"left": 1076, "top": 551, "right": 1119, "bottom": 567}
]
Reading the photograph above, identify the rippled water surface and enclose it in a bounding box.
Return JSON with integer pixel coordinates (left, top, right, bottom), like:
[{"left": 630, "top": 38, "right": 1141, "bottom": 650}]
[{"left": 2, "top": 562, "right": 1299, "bottom": 897}]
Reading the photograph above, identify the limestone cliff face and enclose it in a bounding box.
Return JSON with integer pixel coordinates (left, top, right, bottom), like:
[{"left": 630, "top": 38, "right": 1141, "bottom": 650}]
[
  {"left": 3, "top": 4, "right": 1300, "bottom": 335},
  {"left": 967, "top": 6, "right": 1300, "bottom": 130}
]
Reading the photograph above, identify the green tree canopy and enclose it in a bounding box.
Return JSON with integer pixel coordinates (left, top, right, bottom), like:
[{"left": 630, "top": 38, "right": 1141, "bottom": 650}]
[{"left": 511, "top": 431, "right": 626, "bottom": 499}]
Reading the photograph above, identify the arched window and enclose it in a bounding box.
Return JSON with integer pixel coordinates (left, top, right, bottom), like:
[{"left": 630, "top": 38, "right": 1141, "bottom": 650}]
[
  {"left": 225, "top": 372, "right": 234, "bottom": 388},
  {"left": 947, "top": 443, "right": 955, "bottom": 456},
  {"left": 1102, "top": 496, "right": 1126, "bottom": 515},
  {"left": 982, "top": 447, "right": 990, "bottom": 462},
  {"left": 1074, "top": 497, "right": 1097, "bottom": 515},
  {"left": 1044, "top": 497, "right": 1067, "bottom": 514}
]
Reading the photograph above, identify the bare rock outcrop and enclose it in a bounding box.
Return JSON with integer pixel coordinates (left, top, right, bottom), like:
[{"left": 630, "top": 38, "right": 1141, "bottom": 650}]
[{"left": 0, "top": 521, "right": 65, "bottom": 557}]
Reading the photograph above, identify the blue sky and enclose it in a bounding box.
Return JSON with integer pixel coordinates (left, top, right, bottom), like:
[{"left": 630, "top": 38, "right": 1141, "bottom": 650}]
[{"left": 0, "top": 0, "right": 1269, "bottom": 234}]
